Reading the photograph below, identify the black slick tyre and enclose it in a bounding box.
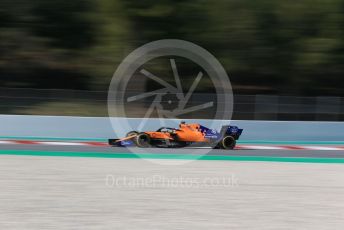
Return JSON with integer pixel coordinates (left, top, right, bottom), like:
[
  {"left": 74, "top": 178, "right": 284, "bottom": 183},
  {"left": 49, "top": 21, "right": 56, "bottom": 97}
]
[
  {"left": 135, "top": 133, "right": 151, "bottom": 148},
  {"left": 218, "top": 135, "right": 236, "bottom": 150}
]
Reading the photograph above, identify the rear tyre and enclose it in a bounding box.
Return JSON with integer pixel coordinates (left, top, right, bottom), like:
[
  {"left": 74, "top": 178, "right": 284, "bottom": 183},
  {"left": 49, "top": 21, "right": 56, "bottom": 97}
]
[
  {"left": 218, "top": 135, "right": 236, "bottom": 150},
  {"left": 126, "top": 131, "right": 138, "bottom": 137},
  {"left": 134, "top": 133, "right": 151, "bottom": 148}
]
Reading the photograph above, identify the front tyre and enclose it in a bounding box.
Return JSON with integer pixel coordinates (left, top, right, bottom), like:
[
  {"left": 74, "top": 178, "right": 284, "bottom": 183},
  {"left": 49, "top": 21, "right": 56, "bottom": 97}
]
[
  {"left": 134, "top": 133, "right": 151, "bottom": 148},
  {"left": 218, "top": 135, "right": 236, "bottom": 150}
]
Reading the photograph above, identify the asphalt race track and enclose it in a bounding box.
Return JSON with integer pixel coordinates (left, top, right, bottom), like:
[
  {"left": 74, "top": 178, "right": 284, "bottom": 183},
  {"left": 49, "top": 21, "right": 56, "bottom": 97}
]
[
  {"left": 1, "top": 154, "right": 344, "bottom": 230},
  {"left": 1, "top": 143, "right": 344, "bottom": 229}
]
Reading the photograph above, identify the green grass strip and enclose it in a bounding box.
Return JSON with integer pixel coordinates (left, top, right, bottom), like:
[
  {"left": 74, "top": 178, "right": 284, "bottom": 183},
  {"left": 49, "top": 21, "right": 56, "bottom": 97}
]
[{"left": 1, "top": 150, "right": 344, "bottom": 164}]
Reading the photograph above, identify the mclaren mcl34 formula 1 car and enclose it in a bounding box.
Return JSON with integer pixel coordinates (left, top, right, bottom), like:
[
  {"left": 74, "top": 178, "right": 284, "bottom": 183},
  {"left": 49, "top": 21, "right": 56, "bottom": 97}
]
[{"left": 108, "top": 122, "right": 243, "bottom": 150}]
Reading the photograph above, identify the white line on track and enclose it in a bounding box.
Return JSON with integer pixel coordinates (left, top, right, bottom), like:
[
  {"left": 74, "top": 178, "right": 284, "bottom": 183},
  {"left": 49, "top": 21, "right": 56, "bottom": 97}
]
[
  {"left": 0, "top": 140, "right": 15, "bottom": 144},
  {"left": 38, "top": 141, "right": 86, "bottom": 146},
  {"left": 301, "top": 146, "right": 344, "bottom": 151}
]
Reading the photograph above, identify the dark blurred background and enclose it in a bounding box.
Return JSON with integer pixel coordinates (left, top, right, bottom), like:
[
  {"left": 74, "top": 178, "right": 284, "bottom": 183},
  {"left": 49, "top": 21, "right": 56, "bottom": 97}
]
[{"left": 1, "top": 0, "right": 344, "bottom": 120}]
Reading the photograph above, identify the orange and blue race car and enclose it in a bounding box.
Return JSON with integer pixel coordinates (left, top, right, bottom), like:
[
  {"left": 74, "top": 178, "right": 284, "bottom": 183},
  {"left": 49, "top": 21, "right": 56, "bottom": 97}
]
[{"left": 108, "top": 121, "right": 243, "bottom": 149}]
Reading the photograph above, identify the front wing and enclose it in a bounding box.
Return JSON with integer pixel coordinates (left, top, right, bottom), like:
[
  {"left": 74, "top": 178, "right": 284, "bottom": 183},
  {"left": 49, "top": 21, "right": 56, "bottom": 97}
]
[{"left": 108, "top": 139, "right": 135, "bottom": 147}]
